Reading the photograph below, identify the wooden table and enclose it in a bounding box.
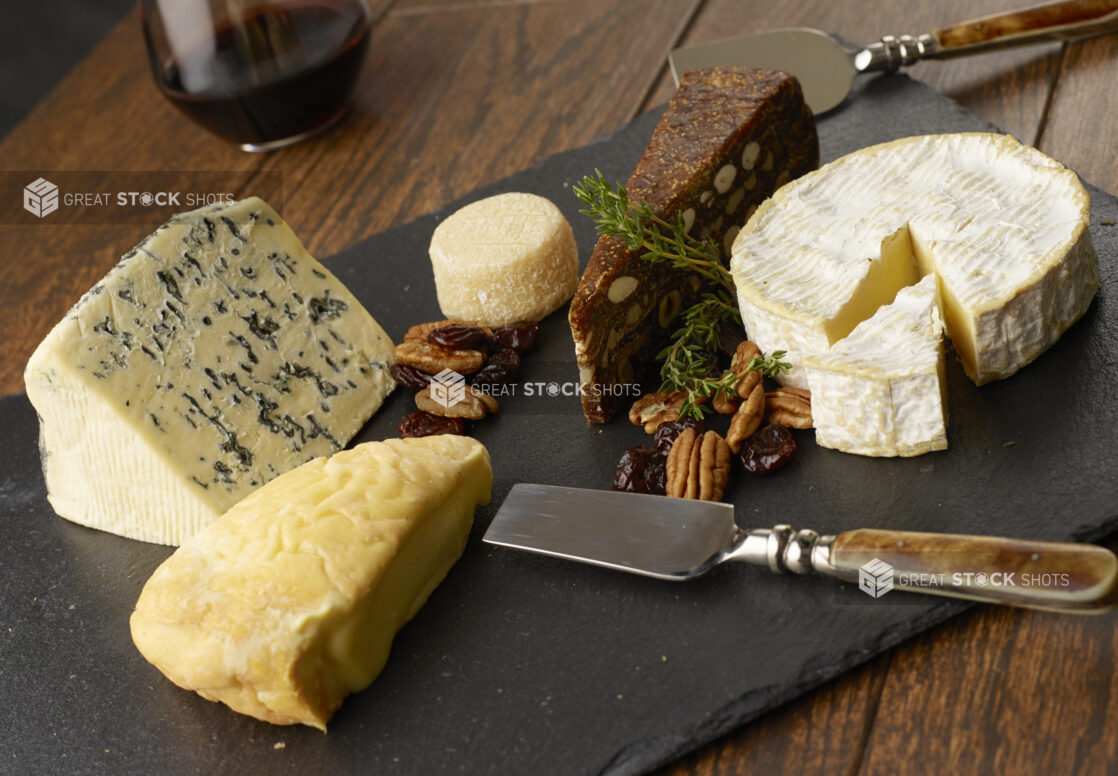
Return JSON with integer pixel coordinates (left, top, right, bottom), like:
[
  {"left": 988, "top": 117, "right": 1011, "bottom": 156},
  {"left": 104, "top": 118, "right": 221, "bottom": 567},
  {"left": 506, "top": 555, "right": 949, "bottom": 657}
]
[{"left": 2, "top": 1, "right": 1115, "bottom": 773}]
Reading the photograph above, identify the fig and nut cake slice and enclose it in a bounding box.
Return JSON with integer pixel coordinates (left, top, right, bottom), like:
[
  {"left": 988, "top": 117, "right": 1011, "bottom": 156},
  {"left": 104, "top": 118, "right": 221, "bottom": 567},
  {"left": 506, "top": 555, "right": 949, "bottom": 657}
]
[{"left": 568, "top": 67, "right": 819, "bottom": 423}]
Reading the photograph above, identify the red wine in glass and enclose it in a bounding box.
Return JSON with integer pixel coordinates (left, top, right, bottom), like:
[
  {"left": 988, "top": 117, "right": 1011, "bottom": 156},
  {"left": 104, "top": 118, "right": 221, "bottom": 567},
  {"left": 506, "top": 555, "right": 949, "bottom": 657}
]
[{"left": 144, "top": 0, "right": 372, "bottom": 151}]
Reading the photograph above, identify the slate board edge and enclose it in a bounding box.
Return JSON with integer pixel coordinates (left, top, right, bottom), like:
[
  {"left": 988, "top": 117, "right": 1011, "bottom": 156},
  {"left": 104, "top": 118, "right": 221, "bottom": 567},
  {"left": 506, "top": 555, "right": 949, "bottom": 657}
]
[
  {"left": 324, "top": 73, "right": 1114, "bottom": 247},
  {"left": 3, "top": 71, "right": 1117, "bottom": 776},
  {"left": 325, "top": 71, "right": 1118, "bottom": 774},
  {"left": 591, "top": 73, "right": 1118, "bottom": 774},
  {"left": 608, "top": 508, "right": 1118, "bottom": 776},
  {"left": 600, "top": 597, "right": 969, "bottom": 775}
]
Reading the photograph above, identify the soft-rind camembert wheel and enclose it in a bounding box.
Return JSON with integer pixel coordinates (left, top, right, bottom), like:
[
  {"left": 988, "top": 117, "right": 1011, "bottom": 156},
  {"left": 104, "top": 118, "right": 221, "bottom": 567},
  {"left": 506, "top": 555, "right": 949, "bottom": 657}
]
[{"left": 731, "top": 132, "right": 1098, "bottom": 390}]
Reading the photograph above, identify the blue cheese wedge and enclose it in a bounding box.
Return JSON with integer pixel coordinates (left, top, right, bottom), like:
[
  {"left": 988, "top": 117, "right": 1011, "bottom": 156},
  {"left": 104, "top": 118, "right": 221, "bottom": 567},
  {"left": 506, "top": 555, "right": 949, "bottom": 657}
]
[
  {"left": 130, "top": 435, "right": 492, "bottom": 730},
  {"left": 24, "top": 197, "right": 395, "bottom": 545},
  {"left": 804, "top": 275, "right": 947, "bottom": 457}
]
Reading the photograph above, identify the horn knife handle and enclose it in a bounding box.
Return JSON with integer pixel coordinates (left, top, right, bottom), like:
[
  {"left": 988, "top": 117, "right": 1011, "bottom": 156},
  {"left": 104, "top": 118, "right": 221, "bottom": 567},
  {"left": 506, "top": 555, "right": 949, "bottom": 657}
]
[
  {"left": 934, "top": 0, "right": 1118, "bottom": 54},
  {"left": 854, "top": 0, "right": 1118, "bottom": 73},
  {"left": 821, "top": 528, "right": 1117, "bottom": 613}
]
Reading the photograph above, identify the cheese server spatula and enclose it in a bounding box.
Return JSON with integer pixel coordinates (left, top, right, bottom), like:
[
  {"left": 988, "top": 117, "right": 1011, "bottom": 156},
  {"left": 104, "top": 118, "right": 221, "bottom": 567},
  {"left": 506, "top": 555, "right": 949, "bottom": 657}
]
[
  {"left": 668, "top": 0, "right": 1118, "bottom": 113},
  {"left": 483, "top": 484, "right": 1117, "bottom": 613}
]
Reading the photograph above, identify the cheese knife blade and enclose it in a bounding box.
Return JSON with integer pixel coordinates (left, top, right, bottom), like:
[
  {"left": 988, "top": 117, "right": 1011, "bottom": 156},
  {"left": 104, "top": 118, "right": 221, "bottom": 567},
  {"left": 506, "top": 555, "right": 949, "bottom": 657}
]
[
  {"left": 483, "top": 484, "right": 736, "bottom": 580},
  {"left": 483, "top": 484, "right": 1118, "bottom": 612}
]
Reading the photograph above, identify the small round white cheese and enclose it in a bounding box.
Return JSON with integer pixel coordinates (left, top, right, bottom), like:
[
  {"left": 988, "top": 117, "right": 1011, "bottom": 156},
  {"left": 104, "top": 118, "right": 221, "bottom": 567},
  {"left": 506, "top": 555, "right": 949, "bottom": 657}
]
[{"left": 428, "top": 192, "right": 579, "bottom": 326}]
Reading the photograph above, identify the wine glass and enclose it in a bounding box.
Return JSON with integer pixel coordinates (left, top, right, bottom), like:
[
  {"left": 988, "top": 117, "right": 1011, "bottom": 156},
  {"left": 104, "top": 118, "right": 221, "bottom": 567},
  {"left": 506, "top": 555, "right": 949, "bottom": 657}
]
[{"left": 141, "top": 0, "right": 373, "bottom": 152}]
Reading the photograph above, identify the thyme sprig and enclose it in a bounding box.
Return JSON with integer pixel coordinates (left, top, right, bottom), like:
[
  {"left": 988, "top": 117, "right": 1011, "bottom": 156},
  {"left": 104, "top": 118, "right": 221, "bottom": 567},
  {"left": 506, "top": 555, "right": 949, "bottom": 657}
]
[
  {"left": 658, "top": 299, "right": 793, "bottom": 420},
  {"left": 657, "top": 294, "right": 740, "bottom": 419},
  {"left": 573, "top": 171, "right": 792, "bottom": 420},
  {"left": 747, "top": 350, "right": 792, "bottom": 380},
  {"left": 573, "top": 170, "right": 734, "bottom": 292}
]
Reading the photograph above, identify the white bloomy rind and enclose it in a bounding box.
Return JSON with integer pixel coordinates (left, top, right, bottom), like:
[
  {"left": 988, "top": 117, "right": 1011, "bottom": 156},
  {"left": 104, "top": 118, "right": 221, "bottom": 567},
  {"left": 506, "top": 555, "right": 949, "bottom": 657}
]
[
  {"left": 731, "top": 133, "right": 1098, "bottom": 390},
  {"left": 25, "top": 197, "right": 396, "bottom": 545},
  {"left": 805, "top": 275, "right": 947, "bottom": 457}
]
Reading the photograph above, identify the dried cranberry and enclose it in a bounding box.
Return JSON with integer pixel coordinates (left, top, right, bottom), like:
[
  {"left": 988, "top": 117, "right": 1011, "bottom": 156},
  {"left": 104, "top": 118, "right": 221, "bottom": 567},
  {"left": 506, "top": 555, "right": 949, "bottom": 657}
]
[
  {"left": 492, "top": 321, "right": 538, "bottom": 353},
  {"left": 390, "top": 363, "right": 434, "bottom": 389},
  {"left": 740, "top": 424, "right": 797, "bottom": 476},
  {"left": 398, "top": 410, "right": 465, "bottom": 438},
  {"left": 428, "top": 323, "right": 490, "bottom": 351},
  {"left": 471, "top": 349, "right": 520, "bottom": 385},
  {"left": 613, "top": 445, "right": 667, "bottom": 495},
  {"left": 653, "top": 417, "right": 705, "bottom": 454}
]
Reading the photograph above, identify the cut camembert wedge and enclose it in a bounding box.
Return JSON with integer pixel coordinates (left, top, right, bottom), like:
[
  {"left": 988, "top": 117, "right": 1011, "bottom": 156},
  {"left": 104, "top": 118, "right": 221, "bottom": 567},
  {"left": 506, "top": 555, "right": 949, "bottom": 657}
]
[
  {"left": 731, "top": 133, "right": 1098, "bottom": 391},
  {"left": 805, "top": 275, "right": 947, "bottom": 457},
  {"left": 570, "top": 66, "right": 818, "bottom": 422}
]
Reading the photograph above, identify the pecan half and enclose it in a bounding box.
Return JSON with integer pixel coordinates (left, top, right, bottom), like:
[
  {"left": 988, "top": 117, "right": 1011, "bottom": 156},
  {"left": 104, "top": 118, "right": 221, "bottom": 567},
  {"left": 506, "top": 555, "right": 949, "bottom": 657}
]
[
  {"left": 765, "top": 387, "right": 813, "bottom": 429},
  {"left": 728, "top": 341, "right": 763, "bottom": 399},
  {"left": 666, "top": 428, "right": 732, "bottom": 501},
  {"left": 629, "top": 391, "right": 704, "bottom": 433},
  {"left": 395, "top": 340, "right": 485, "bottom": 374},
  {"left": 404, "top": 319, "right": 493, "bottom": 343},
  {"left": 711, "top": 387, "right": 740, "bottom": 415},
  {"left": 726, "top": 382, "right": 765, "bottom": 453},
  {"left": 415, "top": 384, "right": 499, "bottom": 420}
]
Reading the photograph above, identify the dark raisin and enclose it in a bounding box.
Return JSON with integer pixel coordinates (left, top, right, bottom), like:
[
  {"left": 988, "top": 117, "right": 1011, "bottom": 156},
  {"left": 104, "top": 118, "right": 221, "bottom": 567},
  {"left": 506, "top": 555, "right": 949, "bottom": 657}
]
[
  {"left": 653, "top": 417, "right": 706, "bottom": 454},
  {"left": 717, "top": 321, "right": 748, "bottom": 358},
  {"left": 398, "top": 410, "right": 465, "bottom": 438},
  {"left": 471, "top": 349, "right": 520, "bottom": 385},
  {"left": 429, "top": 323, "right": 490, "bottom": 351},
  {"left": 645, "top": 455, "right": 667, "bottom": 495},
  {"left": 390, "top": 363, "right": 434, "bottom": 389},
  {"left": 492, "top": 321, "right": 538, "bottom": 353},
  {"left": 613, "top": 445, "right": 667, "bottom": 495},
  {"left": 740, "top": 424, "right": 797, "bottom": 476}
]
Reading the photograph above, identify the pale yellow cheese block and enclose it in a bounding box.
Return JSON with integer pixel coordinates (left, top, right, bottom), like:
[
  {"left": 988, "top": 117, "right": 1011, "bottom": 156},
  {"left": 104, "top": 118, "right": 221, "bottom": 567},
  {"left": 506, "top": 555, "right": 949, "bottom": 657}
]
[
  {"left": 130, "top": 435, "right": 492, "bottom": 730},
  {"left": 429, "top": 192, "right": 579, "bottom": 325}
]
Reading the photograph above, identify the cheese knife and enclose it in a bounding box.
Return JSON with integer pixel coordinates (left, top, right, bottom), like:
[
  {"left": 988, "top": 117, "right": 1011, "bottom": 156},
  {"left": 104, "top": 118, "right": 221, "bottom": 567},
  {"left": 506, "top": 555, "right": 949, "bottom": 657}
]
[
  {"left": 483, "top": 484, "right": 1118, "bottom": 613},
  {"left": 668, "top": 0, "right": 1118, "bottom": 113}
]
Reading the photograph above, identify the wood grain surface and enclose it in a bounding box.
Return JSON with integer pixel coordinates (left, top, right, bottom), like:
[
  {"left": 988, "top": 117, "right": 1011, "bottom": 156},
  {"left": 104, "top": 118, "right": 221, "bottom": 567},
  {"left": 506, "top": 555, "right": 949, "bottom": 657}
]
[{"left": 2, "top": 1, "right": 1116, "bottom": 774}]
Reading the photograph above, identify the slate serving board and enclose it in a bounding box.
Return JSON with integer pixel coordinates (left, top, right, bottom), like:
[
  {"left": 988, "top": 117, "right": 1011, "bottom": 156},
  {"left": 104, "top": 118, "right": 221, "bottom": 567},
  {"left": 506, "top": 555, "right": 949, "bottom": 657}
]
[{"left": 2, "top": 73, "right": 1117, "bottom": 776}]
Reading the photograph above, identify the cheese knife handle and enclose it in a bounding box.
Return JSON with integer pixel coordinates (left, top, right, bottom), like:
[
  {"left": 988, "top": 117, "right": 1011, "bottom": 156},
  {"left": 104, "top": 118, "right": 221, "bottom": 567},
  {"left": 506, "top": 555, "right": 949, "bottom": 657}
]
[
  {"left": 854, "top": 0, "right": 1118, "bottom": 73},
  {"left": 731, "top": 525, "right": 1116, "bottom": 612},
  {"left": 933, "top": 0, "right": 1118, "bottom": 54},
  {"left": 819, "top": 528, "right": 1118, "bottom": 612}
]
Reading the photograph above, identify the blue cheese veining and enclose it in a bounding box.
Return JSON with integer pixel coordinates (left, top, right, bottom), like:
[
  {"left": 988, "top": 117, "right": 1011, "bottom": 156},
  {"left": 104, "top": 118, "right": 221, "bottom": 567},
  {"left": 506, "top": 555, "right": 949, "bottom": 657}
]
[{"left": 24, "top": 197, "right": 395, "bottom": 545}]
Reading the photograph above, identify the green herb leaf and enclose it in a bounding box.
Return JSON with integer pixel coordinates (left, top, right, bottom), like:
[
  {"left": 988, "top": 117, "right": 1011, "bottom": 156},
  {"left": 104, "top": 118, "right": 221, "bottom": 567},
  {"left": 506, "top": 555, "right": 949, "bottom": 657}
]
[
  {"left": 574, "top": 172, "right": 734, "bottom": 291},
  {"left": 575, "top": 172, "right": 792, "bottom": 419},
  {"left": 655, "top": 294, "right": 743, "bottom": 420},
  {"left": 746, "top": 349, "right": 792, "bottom": 378}
]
